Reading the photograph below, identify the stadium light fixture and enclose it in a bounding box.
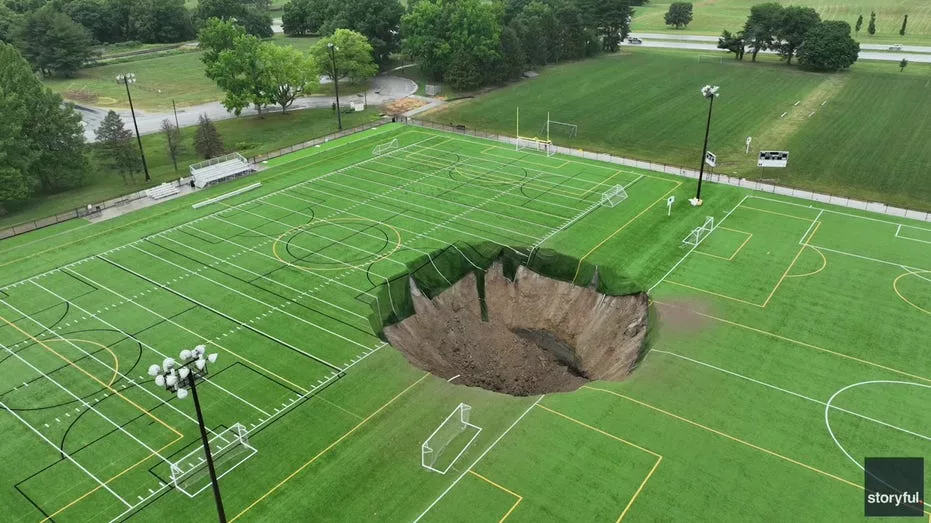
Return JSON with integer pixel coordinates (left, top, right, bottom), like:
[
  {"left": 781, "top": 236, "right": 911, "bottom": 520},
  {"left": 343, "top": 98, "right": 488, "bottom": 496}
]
[
  {"left": 692, "top": 85, "right": 720, "bottom": 206},
  {"left": 115, "top": 73, "right": 151, "bottom": 182},
  {"left": 327, "top": 43, "right": 343, "bottom": 131},
  {"left": 149, "top": 346, "right": 226, "bottom": 522}
]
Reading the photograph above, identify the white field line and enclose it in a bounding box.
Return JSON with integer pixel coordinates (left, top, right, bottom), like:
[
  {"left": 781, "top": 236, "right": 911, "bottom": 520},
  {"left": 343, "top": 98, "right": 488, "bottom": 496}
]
[
  {"left": 152, "top": 233, "right": 366, "bottom": 321},
  {"left": 648, "top": 195, "right": 751, "bottom": 293},
  {"left": 653, "top": 350, "right": 931, "bottom": 443},
  {"left": 901, "top": 266, "right": 931, "bottom": 284},
  {"left": 0, "top": 339, "right": 172, "bottom": 465},
  {"left": 413, "top": 395, "right": 544, "bottom": 522},
  {"left": 0, "top": 398, "right": 133, "bottom": 508},
  {"left": 797, "top": 209, "right": 824, "bottom": 244},
  {"left": 529, "top": 174, "right": 645, "bottom": 261},
  {"left": 0, "top": 134, "right": 439, "bottom": 293},
  {"left": 108, "top": 247, "right": 362, "bottom": 370},
  {"left": 895, "top": 225, "right": 931, "bottom": 245},
  {"left": 747, "top": 195, "right": 931, "bottom": 231},
  {"left": 31, "top": 277, "right": 271, "bottom": 418},
  {"left": 808, "top": 245, "right": 930, "bottom": 273},
  {"left": 6, "top": 281, "right": 246, "bottom": 427}
]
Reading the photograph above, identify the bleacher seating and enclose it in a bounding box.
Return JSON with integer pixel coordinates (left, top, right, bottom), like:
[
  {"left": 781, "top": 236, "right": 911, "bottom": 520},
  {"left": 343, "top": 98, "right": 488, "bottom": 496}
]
[
  {"left": 145, "top": 183, "right": 180, "bottom": 200},
  {"left": 190, "top": 153, "right": 252, "bottom": 189}
]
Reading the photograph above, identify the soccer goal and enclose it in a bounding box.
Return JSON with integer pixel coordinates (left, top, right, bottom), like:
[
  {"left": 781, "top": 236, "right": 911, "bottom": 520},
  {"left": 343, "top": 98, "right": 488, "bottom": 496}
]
[
  {"left": 699, "top": 54, "right": 725, "bottom": 64},
  {"left": 682, "top": 216, "right": 715, "bottom": 248},
  {"left": 516, "top": 136, "right": 556, "bottom": 157},
  {"left": 422, "top": 403, "right": 482, "bottom": 475},
  {"left": 601, "top": 184, "right": 629, "bottom": 207},
  {"left": 542, "top": 117, "right": 578, "bottom": 138},
  {"left": 170, "top": 423, "right": 257, "bottom": 498},
  {"left": 372, "top": 138, "right": 399, "bottom": 156}
]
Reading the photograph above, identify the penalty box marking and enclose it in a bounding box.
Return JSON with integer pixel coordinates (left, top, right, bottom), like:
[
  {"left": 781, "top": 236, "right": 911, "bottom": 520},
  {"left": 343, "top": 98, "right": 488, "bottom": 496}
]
[{"left": 468, "top": 470, "right": 524, "bottom": 523}]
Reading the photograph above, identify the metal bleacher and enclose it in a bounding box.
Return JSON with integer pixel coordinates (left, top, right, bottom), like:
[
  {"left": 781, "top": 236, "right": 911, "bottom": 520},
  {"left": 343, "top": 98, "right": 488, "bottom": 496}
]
[
  {"left": 189, "top": 152, "right": 252, "bottom": 189},
  {"left": 145, "top": 182, "right": 180, "bottom": 200}
]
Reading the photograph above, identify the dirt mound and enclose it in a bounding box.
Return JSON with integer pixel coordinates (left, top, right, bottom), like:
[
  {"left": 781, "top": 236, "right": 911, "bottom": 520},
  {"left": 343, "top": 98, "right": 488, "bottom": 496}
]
[{"left": 384, "top": 263, "right": 649, "bottom": 396}]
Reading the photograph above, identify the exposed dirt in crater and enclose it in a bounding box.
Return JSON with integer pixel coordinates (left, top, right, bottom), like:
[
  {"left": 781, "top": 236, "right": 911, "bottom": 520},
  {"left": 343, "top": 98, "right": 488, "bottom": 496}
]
[{"left": 384, "top": 263, "right": 649, "bottom": 396}]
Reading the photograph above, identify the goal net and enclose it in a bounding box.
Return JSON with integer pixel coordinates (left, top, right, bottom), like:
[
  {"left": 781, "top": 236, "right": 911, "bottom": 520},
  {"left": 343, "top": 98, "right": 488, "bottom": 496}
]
[
  {"left": 516, "top": 136, "right": 555, "bottom": 157},
  {"left": 542, "top": 120, "right": 578, "bottom": 138},
  {"left": 601, "top": 185, "right": 628, "bottom": 208},
  {"left": 422, "top": 403, "right": 482, "bottom": 475},
  {"left": 699, "top": 55, "right": 725, "bottom": 64},
  {"left": 682, "top": 216, "right": 715, "bottom": 248},
  {"left": 170, "top": 423, "right": 257, "bottom": 498},
  {"left": 372, "top": 138, "right": 399, "bottom": 156}
]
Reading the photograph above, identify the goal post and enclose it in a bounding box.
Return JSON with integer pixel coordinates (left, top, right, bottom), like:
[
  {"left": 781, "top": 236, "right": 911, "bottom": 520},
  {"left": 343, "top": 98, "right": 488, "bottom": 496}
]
[
  {"left": 422, "top": 403, "right": 482, "bottom": 475},
  {"left": 601, "top": 184, "right": 628, "bottom": 207},
  {"left": 516, "top": 107, "right": 556, "bottom": 157},
  {"left": 542, "top": 116, "right": 578, "bottom": 138},
  {"left": 372, "top": 138, "right": 399, "bottom": 156},
  {"left": 682, "top": 216, "right": 715, "bottom": 248},
  {"left": 699, "top": 54, "right": 725, "bottom": 64},
  {"left": 170, "top": 423, "right": 257, "bottom": 498}
]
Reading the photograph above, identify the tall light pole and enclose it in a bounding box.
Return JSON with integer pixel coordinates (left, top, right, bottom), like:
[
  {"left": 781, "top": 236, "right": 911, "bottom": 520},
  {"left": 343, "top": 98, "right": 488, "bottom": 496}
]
[
  {"left": 327, "top": 43, "right": 342, "bottom": 131},
  {"left": 692, "top": 85, "right": 719, "bottom": 206},
  {"left": 148, "top": 346, "right": 225, "bottom": 523},
  {"left": 116, "top": 73, "right": 151, "bottom": 182}
]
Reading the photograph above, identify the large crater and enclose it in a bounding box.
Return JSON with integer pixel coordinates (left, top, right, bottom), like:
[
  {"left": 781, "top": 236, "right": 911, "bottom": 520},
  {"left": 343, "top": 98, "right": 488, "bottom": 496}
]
[{"left": 384, "top": 263, "right": 649, "bottom": 396}]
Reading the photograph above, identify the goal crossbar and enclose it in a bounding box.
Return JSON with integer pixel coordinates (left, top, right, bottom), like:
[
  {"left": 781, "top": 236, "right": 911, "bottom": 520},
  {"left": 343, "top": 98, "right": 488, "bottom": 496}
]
[
  {"left": 682, "top": 216, "right": 715, "bottom": 248},
  {"left": 372, "top": 138, "right": 399, "bottom": 156},
  {"left": 421, "top": 403, "right": 482, "bottom": 475},
  {"left": 170, "top": 423, "right": 256, "bottom": 498},
  {"left": 516, "top": 136, "right": 555, "bottom": 157},
  {"left": 543, "top": 119, "right": 578, "bottom": 137},
  {"left": 601, "top": 184, "right": 629, "bottom": 208}
]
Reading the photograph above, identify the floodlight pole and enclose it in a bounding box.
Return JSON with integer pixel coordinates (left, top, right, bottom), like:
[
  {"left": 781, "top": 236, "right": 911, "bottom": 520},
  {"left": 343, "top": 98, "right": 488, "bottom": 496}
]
[
  {"left": 694, "top": 85, "right": 719, "bottom": 205},
  {"left": 118, "top": 74, "right": 150, "bottom": 182},
  {"left": 188, "top": 371, "right": 227, "bottom": 523},
  {"left": 327, "top": 43, "right": 342, "bottom": 131}
]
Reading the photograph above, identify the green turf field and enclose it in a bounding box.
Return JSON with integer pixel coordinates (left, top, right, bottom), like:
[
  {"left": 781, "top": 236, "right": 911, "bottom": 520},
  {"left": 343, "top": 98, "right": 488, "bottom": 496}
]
[
  {"left": 633, "top": 0, "right": 931, "bottom": 46},
  {"left": 429, "top": 48, "right": 931, "bottom": 212},
  {"left": 0, "top": 124, "right": 929, "bottom": 522}
]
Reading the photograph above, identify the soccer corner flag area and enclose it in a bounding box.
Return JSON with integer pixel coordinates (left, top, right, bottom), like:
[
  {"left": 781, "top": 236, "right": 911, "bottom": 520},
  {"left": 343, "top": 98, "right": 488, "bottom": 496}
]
[{"left": 0, "top": 123, "right": 929, "bottom": 522}]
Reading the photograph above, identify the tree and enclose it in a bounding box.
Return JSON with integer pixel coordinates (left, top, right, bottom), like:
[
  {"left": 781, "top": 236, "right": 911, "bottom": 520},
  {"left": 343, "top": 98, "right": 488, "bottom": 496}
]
[
  {"left": 197, "top": 0, "right": 271, "bottom": 37},
  {"left": 717, "top": 29, "right": 745, "bottom": 60},
  {"left": 487, "top": 23, "right": 525, "bottom": 83},
  {"left": 401, "top": 0, "right": 501, "bottom": 83},
  {"left": 591, "top": 0, "right": 634, "bottom": 52},
  {"left": 776, "top": 6, "right": 820, "bottom": 64},
  {"left": 64, "top": 0, "right": 118, "bottom": 43},
  {"left": 742, "top": 2, "right": 783, "bottom": 62},
  {"left": 258, "top": 44, "right": 319, "bottom": 112},
  {"left": 854, "top": 14, "right": 862, "bottom": 34},
  {"left": 867, "top": 11, "right": 876, "bottom": 36},
  {"left": 95, "top": 111, "right": 140, "bottom": 183},
  {"left": 17, "top": 7, "right": 96, "bottom": 76},
  {"left": 551, "top": 0, "right": 589, "bottom": 62},
  {"left": 319, "top": 0, "right": 404, "bottom": 66},
  {"left": 0, "top": 43, "right": 86, "bottom": 210},
  {"left": 0, "top": 4, "right": 18, "bottom": 43},
  {"left": 208, "top": 34, "right": 274, "bottom": 115},
  {"left": 194, "top": 114, "right": 224, "bottom": 159},
  {"left": 199, "top": 17, "right": 246, "bottom": 68},
  {"left": 899, "top": 58, "right": 908, "bottom": 72},
  {"left": 128, "top": 0, "right": 194, "bottom": 43},
  {"left": 514, "top": 1, "right": 558, "bottom": 66},
  {"left": 310, "top": 29, "right": 378, "bottom": 85},
  {"left": 161, "top": 119, "right": 183, "bottom": 172},
  {"left": 444, "top": 50, "right": 483, "bottom": 90},
  {"left": 281, "top": 0, "right": 329, "bottom": 36},
  {"left": 797, "top": 20, "right": 859, "bottom": 72},
  {"left": 900, "top": 14, "right": 908, "bottom": 37},
  {"left": 664, "top": 2, "right": 693, "bottom": 29}
]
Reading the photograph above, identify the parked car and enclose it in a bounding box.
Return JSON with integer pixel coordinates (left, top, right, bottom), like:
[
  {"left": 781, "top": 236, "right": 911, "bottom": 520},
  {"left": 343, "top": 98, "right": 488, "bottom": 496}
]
[
  {"left": 889, "top": 44, "right": 903, "bottom": 50},
  {"left": 627, "top": 37, "right": 643, "bottom": 44}
]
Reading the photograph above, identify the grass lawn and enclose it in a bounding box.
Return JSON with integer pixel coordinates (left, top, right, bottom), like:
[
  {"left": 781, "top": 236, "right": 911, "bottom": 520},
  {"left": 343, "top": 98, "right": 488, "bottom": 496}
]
[
  {"left": 0, "top": 124, "right": 928, "bottom": 521},
  {"left": 44, "top": 37, "right": 323, "bottom": 112},
  {"left": 633, "top": 0, "right": 931, "bottom": 46},
  {"left": 0, "top": 108, "right": 381, "bottom": 230},
  {"left": 427, "top": 48, "right": 931, "bottom": 211}
]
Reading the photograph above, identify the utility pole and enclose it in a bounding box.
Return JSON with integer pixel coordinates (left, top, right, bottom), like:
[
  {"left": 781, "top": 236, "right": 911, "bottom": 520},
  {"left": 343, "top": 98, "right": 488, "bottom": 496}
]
[
  {"left": 117, "top": 73, "right": 151, "bottom": 182},
  {"left": 327, "top": 43, "right": 342, "bottom": 130}
]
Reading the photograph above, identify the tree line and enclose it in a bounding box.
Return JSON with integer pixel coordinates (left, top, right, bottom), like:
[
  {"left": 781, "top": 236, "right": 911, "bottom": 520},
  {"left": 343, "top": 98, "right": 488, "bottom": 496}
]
[{"left": 717, "top": 3, "right": 859, "bottom": 71}]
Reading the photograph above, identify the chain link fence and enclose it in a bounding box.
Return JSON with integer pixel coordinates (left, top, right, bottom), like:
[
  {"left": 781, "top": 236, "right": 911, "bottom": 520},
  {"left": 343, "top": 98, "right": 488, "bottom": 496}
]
[{"left": 404, "top": 118, "right": 931, "bottom": 224}]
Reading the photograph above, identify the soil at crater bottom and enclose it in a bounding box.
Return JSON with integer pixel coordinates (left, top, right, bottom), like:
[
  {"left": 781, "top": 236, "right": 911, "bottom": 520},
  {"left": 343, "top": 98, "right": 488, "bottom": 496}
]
[{"left": 384, "top": 263, "right": 649, "bottom": 396}]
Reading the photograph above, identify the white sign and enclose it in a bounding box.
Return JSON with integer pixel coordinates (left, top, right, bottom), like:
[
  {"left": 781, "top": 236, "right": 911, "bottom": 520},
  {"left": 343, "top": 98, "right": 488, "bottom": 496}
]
[
  {"left": 667, "top": 196, "right": 675, "bottom": 216},
  {"left": 704, "top": 151, "right": 717, "bottom": 168},
  {"left": 745, "top": 136, "right": 752, "bottom": 154},
  {"left": 758, "top": 150, "right": 789, "bottom": 168}
]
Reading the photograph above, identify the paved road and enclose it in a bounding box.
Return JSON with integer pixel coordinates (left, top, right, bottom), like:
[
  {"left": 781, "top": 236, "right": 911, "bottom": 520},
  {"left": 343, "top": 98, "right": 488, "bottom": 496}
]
[
  {"left": 76, "top": 75, "right": 417, "bottom": 142},
  {"left": 631, "top": 32, "right": 931, "bottom": 54},
  {"left": 625, "top": 36, "right": 931, "bottom": 63}
]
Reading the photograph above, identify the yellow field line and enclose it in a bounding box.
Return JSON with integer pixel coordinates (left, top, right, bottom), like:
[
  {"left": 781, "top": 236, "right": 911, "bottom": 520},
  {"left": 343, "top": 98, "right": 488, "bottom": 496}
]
[
  {"left": 572, "top": 182, "right": 682, "bottom": 283},
  {"left": 579, "top": 170, "right": 623, "bottom": 199},
  {"left": 741, "top": 206, "right": 816, "bottom": 221},
  {"left": 537, "top": 404, "right": 663, "bottom": 522},
  {"left": 785, "top": 246, "right": 828, "bottom": 279},
  {"left": 893, "top": 270, "right": 931, "bottom": 316},
  {"left": 692, "top": 229, "right": 753, "bottom": 262},
  {"left": 664, "top": 280, "right": 764, "bottom": 307},
  {"left": 42, "top": 338, "right": 120, "bottom": 388},
  {"left": 229, "top": 373, "right": 430, "bottom": 522},
  {"left": 652, "top": 300, "right": 931, "bottom": 384},
  {"left": 761, "top": 221, "right": 821, "bottom": 307},
  {"left": 583, "top": 386, "right": 862, "bottom": 490},
  {"left": 468, "top": 470, "right": 523, "bottom": 523}
]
